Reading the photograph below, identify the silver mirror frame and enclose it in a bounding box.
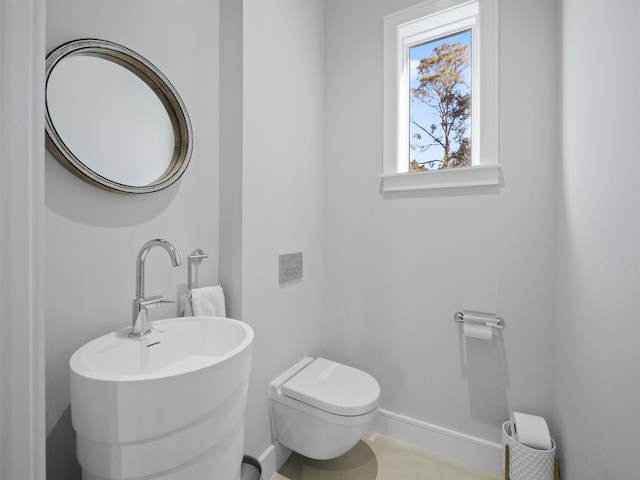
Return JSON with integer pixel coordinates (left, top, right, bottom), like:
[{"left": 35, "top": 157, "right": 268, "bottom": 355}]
[{"left": 45, "top": 39, "right": 193, "bottom": 194}]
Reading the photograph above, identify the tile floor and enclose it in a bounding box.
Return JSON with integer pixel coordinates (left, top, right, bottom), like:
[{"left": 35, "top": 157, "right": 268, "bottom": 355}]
[{"left": 273, "top": 432, "right": 502, "bottom": 480}]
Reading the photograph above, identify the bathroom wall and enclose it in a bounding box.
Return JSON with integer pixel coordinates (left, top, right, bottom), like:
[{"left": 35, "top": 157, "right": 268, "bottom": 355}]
[
  {"left": 240, "top": 0, "right": 327, "bottom": 460},
  {"left": 39, "top": 1, "right": 640, "bottom": 479},
  {"left": 555, "top": 0, "right": 640, "bottom": 477},
  {"left": 323, "top": 0, "right": 558, "bottom": 447},
  {"left": 44, "top": 1, "right": 220, "bottom": 478},
  {"left": 0, "top": 2, "right": 46, "bottom": 478},
  {"left": 219, "top": 0, "right": 243, "bottom": 320}
]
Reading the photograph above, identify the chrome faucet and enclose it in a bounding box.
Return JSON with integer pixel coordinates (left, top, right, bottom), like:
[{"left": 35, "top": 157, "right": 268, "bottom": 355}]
[{"left": 129, "top": 239, "right": 182, "bottom": 338}]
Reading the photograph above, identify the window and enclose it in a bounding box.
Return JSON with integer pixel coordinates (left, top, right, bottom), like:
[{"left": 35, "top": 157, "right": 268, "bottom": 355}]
[{"left": 383, "top": 0, "right": 499, "bottom": 192}]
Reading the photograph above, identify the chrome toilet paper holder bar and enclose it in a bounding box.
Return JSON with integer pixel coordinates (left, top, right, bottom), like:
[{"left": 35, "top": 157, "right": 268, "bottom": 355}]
[{"left": 454, "top": 311, "right": 505, "bottom": 330}]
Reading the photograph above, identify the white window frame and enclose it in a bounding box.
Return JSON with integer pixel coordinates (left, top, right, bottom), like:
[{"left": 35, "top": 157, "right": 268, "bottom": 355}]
[{"left": 382, "top": 0, "right": 500, "bottom": 192}]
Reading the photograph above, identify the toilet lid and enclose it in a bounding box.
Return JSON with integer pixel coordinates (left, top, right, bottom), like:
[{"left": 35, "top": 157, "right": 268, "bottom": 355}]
[{"left": 281, "top": 357, "right": 380, "bottom": 416}]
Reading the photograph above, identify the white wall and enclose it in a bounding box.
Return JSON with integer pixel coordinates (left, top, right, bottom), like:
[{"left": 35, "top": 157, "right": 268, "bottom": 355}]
[
  {"left": 37, "top": 1, "right": 640, "bottom": 478},
  {"left": 219, "top": 0, "right": 243, "bottom": 319},
  {"left": 241, "top": 0, "right": 326, "bottom": 460},
  {"left": 324, "top": 0, "right": 558, "bottom": 446},
  {"left": 555, "top": 0, "right": 640, "bottom": 477},
  {"left": 45, "top": 1, "right": 219, "bottom": 478},
  {"left": 0, "top": 2, "right": 46, "bottom": 479}
]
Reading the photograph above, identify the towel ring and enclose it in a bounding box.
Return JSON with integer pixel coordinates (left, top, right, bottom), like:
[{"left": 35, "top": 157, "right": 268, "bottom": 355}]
[{"left": 188, "top": 249, "right": 208, "bottom": 299}]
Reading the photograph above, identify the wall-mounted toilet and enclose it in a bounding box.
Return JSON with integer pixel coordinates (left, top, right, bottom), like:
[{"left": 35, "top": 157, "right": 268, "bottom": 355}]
[{"left": 270, "top": 357, "right": 380, "bottom": 460}]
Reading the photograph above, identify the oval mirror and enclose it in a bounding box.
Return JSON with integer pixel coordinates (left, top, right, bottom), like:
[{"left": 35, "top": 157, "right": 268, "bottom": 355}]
[{"left": 45, "top": 39, "right": 193, "bottom": 194}]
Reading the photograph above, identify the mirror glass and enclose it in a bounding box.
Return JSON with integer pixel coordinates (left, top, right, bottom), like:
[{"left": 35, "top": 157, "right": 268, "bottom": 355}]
[{"left": 45, "top": 39, "right": 192, "bottom": 194}]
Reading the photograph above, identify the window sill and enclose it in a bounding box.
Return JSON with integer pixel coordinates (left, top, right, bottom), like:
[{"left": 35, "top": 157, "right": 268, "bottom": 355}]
[{"left": 380, "top": 164, "right": 501, "bottom": 192}]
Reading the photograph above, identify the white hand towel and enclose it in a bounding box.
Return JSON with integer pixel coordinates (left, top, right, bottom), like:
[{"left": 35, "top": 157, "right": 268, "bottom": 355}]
[{"left": 189, "top": 285, "right": 226, "bottom": 317}]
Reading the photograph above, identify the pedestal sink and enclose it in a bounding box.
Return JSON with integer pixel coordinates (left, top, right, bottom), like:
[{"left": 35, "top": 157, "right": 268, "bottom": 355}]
[{"left": 69, "top": 316, "right": 254, "bottom": 480}]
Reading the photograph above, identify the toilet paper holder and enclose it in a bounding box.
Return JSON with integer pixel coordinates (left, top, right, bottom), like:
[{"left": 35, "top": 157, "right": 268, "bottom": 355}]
[{"left": 454, "top": 311, "right": 505, "bottom": 330}]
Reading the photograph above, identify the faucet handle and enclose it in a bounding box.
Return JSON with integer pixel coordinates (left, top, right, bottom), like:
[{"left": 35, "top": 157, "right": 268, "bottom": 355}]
[{"left": 139, "top": 295, "right": 175, "bottom": 309}]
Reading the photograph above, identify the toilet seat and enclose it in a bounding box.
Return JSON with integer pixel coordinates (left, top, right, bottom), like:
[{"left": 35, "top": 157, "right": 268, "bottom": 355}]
[{"left": 281, "top": 357, "right": 380, "bottom": 416}]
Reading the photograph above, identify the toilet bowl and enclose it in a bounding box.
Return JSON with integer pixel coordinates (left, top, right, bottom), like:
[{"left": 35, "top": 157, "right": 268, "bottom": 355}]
[{"left": 269, "top": 357, "right": 380, "bottom": 460}]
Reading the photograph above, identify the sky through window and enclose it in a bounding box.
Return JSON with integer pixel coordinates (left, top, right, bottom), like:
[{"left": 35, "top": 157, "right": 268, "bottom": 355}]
[{"left": 409, "top": 29, "right": 472, "bottom": 171}]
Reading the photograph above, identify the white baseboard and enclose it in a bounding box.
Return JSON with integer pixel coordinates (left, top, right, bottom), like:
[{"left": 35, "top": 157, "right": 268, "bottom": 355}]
[
  {"left": 373, "top": 408, "right": 503, "bottom": 476},
  {"left": 258, "top": 441, "right": 291, "bottom": 480}
]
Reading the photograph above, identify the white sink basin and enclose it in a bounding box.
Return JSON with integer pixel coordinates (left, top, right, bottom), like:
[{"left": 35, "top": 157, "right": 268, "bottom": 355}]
[{"left": 70, "top": 316, "right": 254, "bottom": 480}]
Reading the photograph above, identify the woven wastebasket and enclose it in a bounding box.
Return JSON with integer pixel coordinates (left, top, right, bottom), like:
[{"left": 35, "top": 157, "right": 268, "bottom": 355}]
[{"left": 502, "top": 421, "right": 556, "bottom": 480}]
